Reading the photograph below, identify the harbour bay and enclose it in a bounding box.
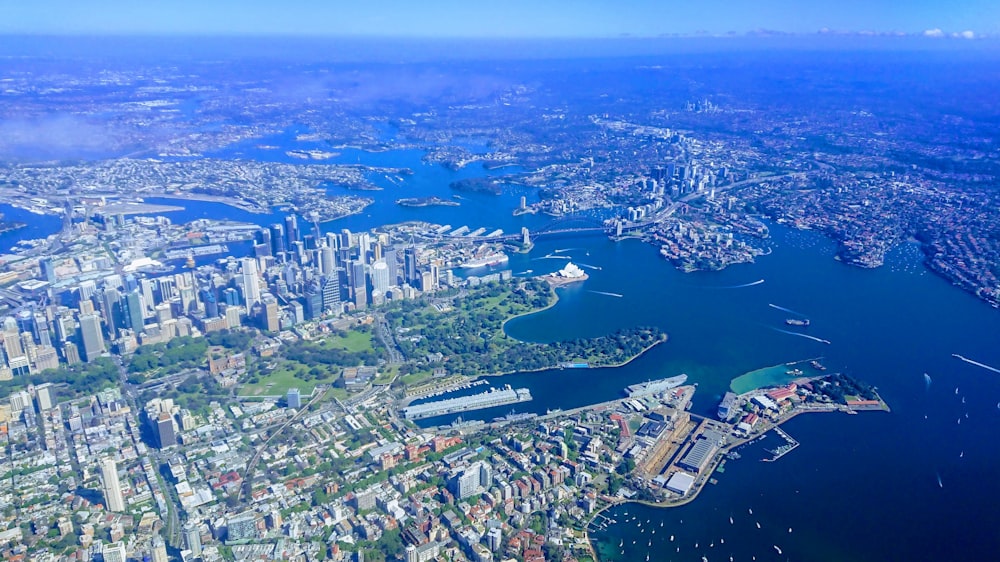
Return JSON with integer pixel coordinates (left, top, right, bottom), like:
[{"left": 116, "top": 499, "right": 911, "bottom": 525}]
[{"left": 3, "top": 134, "right": 999, "bottom": 561}]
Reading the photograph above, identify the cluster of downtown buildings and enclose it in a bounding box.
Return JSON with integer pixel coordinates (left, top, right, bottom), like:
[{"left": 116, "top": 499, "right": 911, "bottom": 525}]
[{"left": 0, "top": 212, "right": 448, "bottom": 382}]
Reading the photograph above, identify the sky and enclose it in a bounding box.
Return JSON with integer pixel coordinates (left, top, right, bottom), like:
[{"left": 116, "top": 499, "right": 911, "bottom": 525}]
[{"left": 0, "top": 0, "right": 997, "bottom": 38}]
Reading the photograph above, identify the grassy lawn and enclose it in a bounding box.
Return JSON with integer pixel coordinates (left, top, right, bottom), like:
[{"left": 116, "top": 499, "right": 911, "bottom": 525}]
[
  {"left": 400, "top": 370, "right": 434, "bottom": 387},
  {"left": 238, "top": 365, "right": 339, "bottom": 397},
  {"left": 320, "top": 330, "right": 374, "bottom": 353},
  {"left": 374, "top": 366, "right": 398, "bottom": 385}
]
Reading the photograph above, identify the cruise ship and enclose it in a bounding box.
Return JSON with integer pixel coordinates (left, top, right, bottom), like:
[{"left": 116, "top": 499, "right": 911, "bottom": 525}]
[
  {"left": 624, "top": 374, "right": 689, "bottom": 397},
  {"left": 458, "top": 251, "right": 509, "bottom": 269}
]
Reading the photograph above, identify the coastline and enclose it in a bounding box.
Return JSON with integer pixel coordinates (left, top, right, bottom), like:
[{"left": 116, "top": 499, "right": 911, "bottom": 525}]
[
  {"left": 582, "top": 400, "right": 888, "bottom": 560},
  {"left": 404, "top": 289, "right": 668, "bottom": 392}
]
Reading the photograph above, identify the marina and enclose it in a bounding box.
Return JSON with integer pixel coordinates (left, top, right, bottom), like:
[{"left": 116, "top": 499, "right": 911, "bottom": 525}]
[{"left": 761, "top": 426, "right": 799, "bottom": 462}]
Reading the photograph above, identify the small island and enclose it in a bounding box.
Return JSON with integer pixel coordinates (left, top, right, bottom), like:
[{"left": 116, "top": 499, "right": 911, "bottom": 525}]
[
  {"left": 395, "top": 196, "right": 460, "bottom": 208},
  {"left": 0, "top": 214, "right": 26, "bottom": 234}
]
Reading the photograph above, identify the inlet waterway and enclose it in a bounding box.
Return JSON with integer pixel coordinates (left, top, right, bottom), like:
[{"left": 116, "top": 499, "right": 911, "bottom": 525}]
[{"left": 8, "top": 135, "right": 1000, "bottom": 560}]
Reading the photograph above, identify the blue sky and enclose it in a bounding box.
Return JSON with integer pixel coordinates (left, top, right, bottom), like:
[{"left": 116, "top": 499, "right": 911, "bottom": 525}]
[{"left": 0, "top": 0, "right": 996, "bottom": 37}]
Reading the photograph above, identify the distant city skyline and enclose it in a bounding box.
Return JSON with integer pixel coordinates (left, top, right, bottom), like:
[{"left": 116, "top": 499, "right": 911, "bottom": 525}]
[{"left": 0, "top": 0, "right": 998, "bottom": 38}]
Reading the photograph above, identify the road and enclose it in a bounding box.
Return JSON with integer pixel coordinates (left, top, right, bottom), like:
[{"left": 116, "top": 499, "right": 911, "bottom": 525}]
[
  {"left": 375, "top": 315, "right": 405, "bottom": 365},
  {"left": 238, "top": 386, "right": 329, "bottom": 504},
  {"left": 112, "top": 356, "right": 184, "bottom": 548}
]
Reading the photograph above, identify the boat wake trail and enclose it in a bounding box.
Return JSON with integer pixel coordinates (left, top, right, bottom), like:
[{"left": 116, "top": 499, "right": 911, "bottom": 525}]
[
  {"left": 924, "top": 373, "right": 932, "bottom": 391},
  {"left": 724, "top": 279, "right": 765, "bottom": 288},
  {"left": 952, "top": 354, "right": 1000, "bottom": 374},
  {"left": 553, "top": 248, "right": 581, "bottom": 254},
  {"left": 772, "top": 327, "right": 831, "bottom": 344},
  {"left": 533, "top": 255, "right": 571, "bottom": 261},
  {"left": 576, "top": 263, "right": 603, "bottom": 270},
  {"left": 769, "top": 303, "right": 807, "bottom": 317},
  {"left": 588, "top": 290, "right": 623, "bottom": 298}
]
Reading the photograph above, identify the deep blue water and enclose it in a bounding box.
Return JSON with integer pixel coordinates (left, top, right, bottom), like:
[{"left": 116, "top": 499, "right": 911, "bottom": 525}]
[
  {"left": 0, "top": 204, "right": 62, "bottom": 254},
  {"left": 6, "top": 137, "right": 1000, "bottom": 561}
]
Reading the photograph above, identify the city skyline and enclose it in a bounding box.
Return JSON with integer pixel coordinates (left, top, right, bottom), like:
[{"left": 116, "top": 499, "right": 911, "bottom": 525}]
[{"left": 0, "top": 0, "right": 997, "bottom": 38}]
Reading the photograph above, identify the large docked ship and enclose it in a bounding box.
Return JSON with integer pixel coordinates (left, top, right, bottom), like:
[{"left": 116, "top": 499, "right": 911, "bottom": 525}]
[
  {"left": 402, "top": 384, "right": 532, "bottom": 420},
  {"left": 624, "top": 374, "right": 689, "bottom": 397},
  {"left": 458, "top": 251, "right": 509, "bottom": 269}
]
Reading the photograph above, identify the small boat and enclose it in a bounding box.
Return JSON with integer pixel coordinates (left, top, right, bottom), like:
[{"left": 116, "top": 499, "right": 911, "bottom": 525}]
[
  {"left": 619, "top": 540, "right": 624, "bottom": 547},
  {"left": 756, "top": 521, "right": 761, "bottom": 529},
  {"left": 729, "top": 516, "right": 734, "bottom": 525},
  {"left": 748, "top": 508, "right": 753, "bottom": 515},
  {"left": 774, "top": 545, "right": 783, "bottom": 555},
  {"left": 789, "top": 528, "right": 793, "bottom": 533},
  {"left": 720, "top": 538, "right": 725, "bottom": 544},
  {"left": 670, "top": 535, "right": 674, "bottom": 542}
]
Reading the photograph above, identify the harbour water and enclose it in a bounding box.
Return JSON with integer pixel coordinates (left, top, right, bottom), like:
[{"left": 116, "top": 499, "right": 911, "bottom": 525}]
[{"left": 7, "top": 136, "right": 1000, "bottom": 560}]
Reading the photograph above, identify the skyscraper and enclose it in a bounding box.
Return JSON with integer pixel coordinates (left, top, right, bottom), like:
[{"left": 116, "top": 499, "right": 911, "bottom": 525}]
[
  {"left": 102, "top": 542, "right": 127, "bottom": 562},
  {"left": 121, "top": 291, "right": 144, "bottom": 333},
  {"left": 284, "top": 214, "right": 299, "bottom": 249},
  {"left": 184, "top": 523, "right": 202, "bottom": 556},
  {"left": 404, "top": 247, "right": 418, "bottom": 285},
  {"left": 262, "top": 298, "right": 280, "bottom": 332},
  {"left": 254, "top": 227, "right": 271, "bottom": 253},
  {"left": 39, "top": 258, "right": 56, "bottom": 283},
  {"left": 287, "top": 388, "right": 301, "bottom": 409},
  {"left": 269, "top": 223, "right": 286, "bottom": 257},
  {"left": 79, "top": 313, "right": 106, "bottom": 362},
  {"left": 151, "top": 537, "right": 168, "bottom": 562},
  {"left": 320, "top": 246, "right": 336, "bottom": 276},
  {"left": 227, "top": 513, "right": 258, "bottom": 541},
  {"left": 370, "top": 260, "right": 390, "bottom": 296},
  {"left": 34, "top": 383, "right": 55, "bottom": 412},
  {"left": 156, "top": 412, "right": 177, "bottom": 448},
  {"left": 101, "top": 458, "right": 126, "bottom": 512},
  {"left": 384, "top": 248, "right": 399, "bottom": 286},
  {"left": 240, "top": 258, "right": 261, "bottom": 313}
]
